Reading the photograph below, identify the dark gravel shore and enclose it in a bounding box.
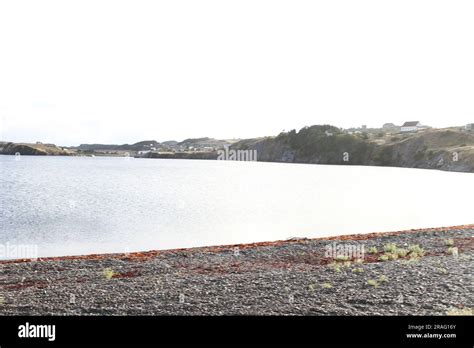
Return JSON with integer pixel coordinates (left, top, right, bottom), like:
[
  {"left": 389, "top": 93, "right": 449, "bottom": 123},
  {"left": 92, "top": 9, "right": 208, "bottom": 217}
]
[{"left": 0, "top": 225, "right": 472, "bottom": 315}]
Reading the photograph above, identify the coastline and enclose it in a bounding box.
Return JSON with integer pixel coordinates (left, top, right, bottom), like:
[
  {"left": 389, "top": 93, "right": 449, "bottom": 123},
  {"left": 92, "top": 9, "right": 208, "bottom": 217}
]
[
  {"left": 3, "top": 123, "right": 474, "bottom": 173},
  {"left": 0, "top": 224, "right": 472, "bottom": 315}
]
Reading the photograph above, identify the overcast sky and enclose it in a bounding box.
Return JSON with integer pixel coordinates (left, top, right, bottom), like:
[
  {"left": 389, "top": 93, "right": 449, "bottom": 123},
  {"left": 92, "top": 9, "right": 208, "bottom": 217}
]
[{"left": 1, "top": 0, "right": 473, "bottom": 146}]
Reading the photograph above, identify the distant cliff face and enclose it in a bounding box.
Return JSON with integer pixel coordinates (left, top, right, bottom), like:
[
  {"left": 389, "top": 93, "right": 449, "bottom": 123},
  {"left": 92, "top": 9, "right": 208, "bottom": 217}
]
[
  {"left": 0, "top": 142, "right": 74, "bottom": 156},
  {"left": 232, "top": 126, "right": 375, "bottom": 165},
  {"left": 371, "top": 130, "right": 474, "bottom": 172},
  {"left": 231, "top": 127, "right": 474, "bottom": 173}
]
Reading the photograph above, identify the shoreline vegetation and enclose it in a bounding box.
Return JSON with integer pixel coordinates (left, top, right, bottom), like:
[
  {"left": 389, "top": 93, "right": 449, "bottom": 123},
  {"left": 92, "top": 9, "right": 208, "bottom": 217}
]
[
  {"left": 2, "top": 125, "right": 474, "bottom": 172},
  {"left": 0, "top": 224, "right": 472, "bottom": 315}
]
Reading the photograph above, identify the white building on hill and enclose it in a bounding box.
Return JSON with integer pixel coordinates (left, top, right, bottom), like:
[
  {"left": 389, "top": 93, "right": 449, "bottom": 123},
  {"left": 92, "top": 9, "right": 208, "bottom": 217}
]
[{"left": 400, "top": 121, "right": 422, "bottom": 133}]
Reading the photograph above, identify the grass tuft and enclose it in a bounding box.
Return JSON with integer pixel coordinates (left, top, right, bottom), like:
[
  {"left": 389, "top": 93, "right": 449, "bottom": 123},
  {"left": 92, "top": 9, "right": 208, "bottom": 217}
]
[
  {"left": 387, "top": 252, "right": 399, "bottom": 260},
  {"left": 376, "top": 244, "right": 425, "bottom": 262},
  {"left": 102, "top": 268, "right": 115, "bottom": 280},
  {"left": 447, "top": 247, "right": 459, "bottom": 256},
  {"left": 436, "top": 267, "right": 448, "bottom": 274},
  {"left": 408, "top": 244, "right": 425, "bottom": 256},
  {"left": 444, "top": 239, "right": 454, "bottom": 246},
  {"left": 335, "top": 255, "right": 350, "bottom": 261},
  {"left": 328, "top": 261, "right": 341, "bottom": 272},
  {"left": 384, "top": 243, "right": 397, "bottom": 253},
  {"left": 367, "top": 279, "right": 379, "bottom": 287},
  {"left": 367, "top": 246, "right": 378, "bottom": 254},
  {"left": 396, "top": 248, "right": 409, "bottom": 258}
]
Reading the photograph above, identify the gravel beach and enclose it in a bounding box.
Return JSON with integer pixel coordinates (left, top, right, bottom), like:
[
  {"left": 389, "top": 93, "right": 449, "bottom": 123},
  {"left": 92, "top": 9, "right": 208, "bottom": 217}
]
[{"left": 0, "top": 225, "right": 472, "bottom": 316}]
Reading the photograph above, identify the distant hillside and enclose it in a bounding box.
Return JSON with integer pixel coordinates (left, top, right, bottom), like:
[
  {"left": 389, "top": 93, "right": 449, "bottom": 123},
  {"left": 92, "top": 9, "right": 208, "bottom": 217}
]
[
  {"left": 176, "top": 137, "right": 237, "bottom": 149},
  {"left": 371, "top": 128, "right": 474, "bottom": 172},
  {"left": 231, "top": 126, "right": 474, "bottom": 172},
  {"left": 161, "top": 140, "right": 178, "bottom": 147},
  {"left": 3, "top": 126, "right": 473, "bottom": 172},
  {"left": 74, "top": 138, "right": 236, "bottom": 152},
  {"left": 76, "top": 140, "right": 161, "bottom": 152},
  {"left": 0, "top": 142, "right": 74, "bottom": 156}
]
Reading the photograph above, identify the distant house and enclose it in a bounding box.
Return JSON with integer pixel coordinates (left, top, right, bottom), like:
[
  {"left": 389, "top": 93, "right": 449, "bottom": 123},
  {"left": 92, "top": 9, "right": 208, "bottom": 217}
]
[
  {"left": 325, "top": 130, "right": 333, "bottom": 137},
  {"left": 137, "top": 150, "right": 151, "bottom": 155},
  {"left": 383, "top": 123, "right": 397, "bottom": 130},
  {"left": 400, "top": 121, "right": 422, "bottom": 133},
  {"left": 382, "top": 123, "right": 399, "bottom": 133},
  {"left": 465, "top": 123, "right": 474, "bottom": 131}
]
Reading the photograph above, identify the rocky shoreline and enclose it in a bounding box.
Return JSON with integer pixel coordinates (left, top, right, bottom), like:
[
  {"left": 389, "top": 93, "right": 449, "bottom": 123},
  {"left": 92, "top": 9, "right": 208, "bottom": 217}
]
[{"left": 0, "top": 225, "right": 472, "bottom": 315}]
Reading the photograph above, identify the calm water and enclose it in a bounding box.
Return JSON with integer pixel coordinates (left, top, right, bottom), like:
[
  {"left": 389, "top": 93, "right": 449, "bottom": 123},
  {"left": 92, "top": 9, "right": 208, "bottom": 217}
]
[{"left": 0, "top": 155, "right": 473, "bottom": 258}]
